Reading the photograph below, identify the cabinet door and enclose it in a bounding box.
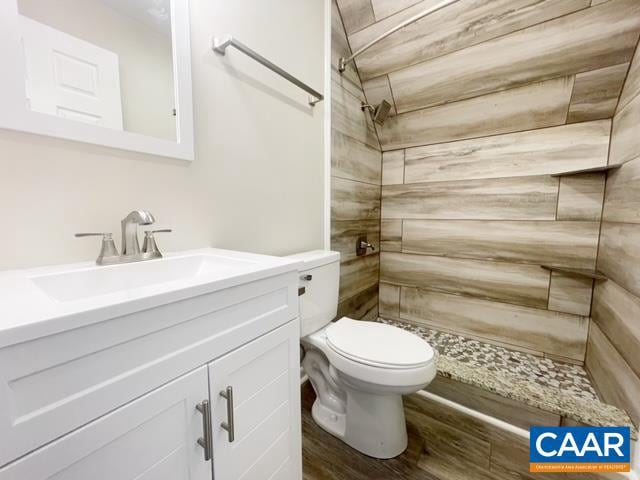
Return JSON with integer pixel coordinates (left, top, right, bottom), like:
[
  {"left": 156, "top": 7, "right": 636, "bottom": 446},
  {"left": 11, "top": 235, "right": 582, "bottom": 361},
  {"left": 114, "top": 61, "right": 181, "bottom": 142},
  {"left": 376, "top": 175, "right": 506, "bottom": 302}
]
[
  {"left": 0, "top": 366, "right": 211, "bottom": 480},
  {"left": 209, "top": 321, "right": 301, "bottom": 480}
]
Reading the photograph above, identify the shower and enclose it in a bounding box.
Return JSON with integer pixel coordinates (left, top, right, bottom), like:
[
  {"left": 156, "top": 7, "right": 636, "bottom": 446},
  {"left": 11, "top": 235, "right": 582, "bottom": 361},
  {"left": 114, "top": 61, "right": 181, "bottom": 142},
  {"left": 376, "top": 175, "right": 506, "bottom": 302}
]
[
  {"left": 361, "top": 100, "right": 392, "bottom": 125},
  {"left": 339, "top": 0, "right": 460, "bottom": 128}
]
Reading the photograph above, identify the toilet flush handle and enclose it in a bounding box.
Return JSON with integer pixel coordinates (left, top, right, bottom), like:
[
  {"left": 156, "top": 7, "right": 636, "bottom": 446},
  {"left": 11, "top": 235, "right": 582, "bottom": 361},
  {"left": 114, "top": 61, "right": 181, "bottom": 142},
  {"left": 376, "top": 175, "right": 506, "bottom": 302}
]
[{"left": 301, "top": 274, "right": 312, "bottom": 281}]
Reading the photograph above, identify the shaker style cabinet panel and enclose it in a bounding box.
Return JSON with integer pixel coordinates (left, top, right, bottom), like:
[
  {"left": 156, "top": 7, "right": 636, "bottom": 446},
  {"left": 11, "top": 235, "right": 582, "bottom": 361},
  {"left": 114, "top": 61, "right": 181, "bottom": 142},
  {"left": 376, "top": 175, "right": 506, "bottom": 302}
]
[
  {"left": 0, "top": 366, "right": 211, "bottom": 480},
  {"left": 209, "top": 321, "right": 302, "bottom": 480}
]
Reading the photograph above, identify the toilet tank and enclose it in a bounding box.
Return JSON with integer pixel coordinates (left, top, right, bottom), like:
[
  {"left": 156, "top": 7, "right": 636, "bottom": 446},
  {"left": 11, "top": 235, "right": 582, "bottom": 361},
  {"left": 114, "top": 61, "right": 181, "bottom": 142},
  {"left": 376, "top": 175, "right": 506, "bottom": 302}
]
[{"left": 287, "top": 250, "right": 340, "bottom": 337}]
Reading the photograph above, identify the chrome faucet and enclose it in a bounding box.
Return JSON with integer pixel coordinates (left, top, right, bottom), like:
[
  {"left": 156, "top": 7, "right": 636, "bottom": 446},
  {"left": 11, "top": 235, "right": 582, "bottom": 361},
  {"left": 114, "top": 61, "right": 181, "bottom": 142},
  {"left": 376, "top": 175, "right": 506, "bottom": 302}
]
[
  {"left": 76, "top": 210, "right": 172, "bottom": 265},
  {"left": 121, "top": 210, "right": 156, "bottom": 256}
]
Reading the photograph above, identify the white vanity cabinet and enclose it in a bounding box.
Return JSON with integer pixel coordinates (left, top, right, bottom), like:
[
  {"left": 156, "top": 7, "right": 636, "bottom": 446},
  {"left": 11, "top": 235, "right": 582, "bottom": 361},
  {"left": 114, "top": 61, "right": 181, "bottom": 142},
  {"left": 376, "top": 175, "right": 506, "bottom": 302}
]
[
  {"left": 0, "top": 321, "right": 301, "bottom": 480},
  {"left": 0, "top": 249, "right": 304, "bottom": 480}
]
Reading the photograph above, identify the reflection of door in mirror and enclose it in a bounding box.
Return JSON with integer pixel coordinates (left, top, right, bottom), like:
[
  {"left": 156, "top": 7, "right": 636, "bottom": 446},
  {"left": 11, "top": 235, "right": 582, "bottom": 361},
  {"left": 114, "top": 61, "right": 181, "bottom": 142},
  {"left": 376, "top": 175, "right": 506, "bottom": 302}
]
[
  {"left": 21, "top": 16, "right": 124, "bottom": 130},
  {"left": 17, "top": 0, "right": 176, "bottom": 141}
]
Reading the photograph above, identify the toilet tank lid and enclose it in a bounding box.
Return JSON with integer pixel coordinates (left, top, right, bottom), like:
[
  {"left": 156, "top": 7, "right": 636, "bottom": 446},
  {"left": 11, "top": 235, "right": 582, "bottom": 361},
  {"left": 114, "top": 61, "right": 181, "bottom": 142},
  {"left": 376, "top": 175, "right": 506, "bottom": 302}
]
[{"left": 286, "top": 250, "right": 340, "bottom": 270}]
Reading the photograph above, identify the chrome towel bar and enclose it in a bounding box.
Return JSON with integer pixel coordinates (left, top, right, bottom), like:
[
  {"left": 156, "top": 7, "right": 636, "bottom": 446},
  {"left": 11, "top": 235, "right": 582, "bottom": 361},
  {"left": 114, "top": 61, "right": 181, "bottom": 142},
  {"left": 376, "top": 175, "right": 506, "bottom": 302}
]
[{"left": 213, "top": 35, "right": 324, "bottom": 107}]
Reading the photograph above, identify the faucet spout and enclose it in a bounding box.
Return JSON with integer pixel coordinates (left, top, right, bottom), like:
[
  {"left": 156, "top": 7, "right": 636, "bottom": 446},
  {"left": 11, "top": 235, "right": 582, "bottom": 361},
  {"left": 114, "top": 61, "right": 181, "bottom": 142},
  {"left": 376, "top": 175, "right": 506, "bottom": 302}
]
[{"left": 121, "top": 210, "right": 155, "bottom": 256}]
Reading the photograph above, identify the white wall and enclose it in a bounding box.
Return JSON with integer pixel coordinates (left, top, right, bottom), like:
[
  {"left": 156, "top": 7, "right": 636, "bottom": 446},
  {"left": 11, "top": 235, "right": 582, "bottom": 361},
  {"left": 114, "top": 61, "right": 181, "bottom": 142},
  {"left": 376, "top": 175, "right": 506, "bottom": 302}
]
[
  {"left": 0, "top": 0, "right": 326, "bottom": 270},
  {"left": 19, "top": 0, "right": 177, "bottom": 141}
]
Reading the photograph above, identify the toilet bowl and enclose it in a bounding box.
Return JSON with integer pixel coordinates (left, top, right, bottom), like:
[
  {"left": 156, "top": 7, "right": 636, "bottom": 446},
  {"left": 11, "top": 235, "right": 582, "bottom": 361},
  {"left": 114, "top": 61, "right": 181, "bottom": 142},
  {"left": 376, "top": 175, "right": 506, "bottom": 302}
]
[{"left": 289, "top": 250, "right": 437, "bottom": 459}]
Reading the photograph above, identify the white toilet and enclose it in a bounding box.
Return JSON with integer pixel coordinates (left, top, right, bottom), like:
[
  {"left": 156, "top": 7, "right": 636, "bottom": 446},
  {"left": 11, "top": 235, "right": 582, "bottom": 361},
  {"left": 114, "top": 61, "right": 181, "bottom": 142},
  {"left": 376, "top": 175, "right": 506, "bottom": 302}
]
[{"left": 289, "top": 250, "right": 437, "bottom": 459}]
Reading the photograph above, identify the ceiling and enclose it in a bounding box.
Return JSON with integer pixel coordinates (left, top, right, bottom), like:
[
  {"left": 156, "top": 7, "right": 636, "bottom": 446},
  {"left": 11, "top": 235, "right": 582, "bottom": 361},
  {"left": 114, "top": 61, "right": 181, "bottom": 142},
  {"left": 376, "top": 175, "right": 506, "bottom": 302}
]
[{"left": 99, "top": 0, "right": 171, "bottom": 36}]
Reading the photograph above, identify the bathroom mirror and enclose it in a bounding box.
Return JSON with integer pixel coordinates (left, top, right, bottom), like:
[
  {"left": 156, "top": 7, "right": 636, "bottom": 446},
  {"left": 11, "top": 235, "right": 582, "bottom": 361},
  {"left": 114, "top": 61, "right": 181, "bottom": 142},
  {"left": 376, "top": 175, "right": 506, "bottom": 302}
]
[{"left": 0, "top": 0, "right": 194, "bottom": 160}]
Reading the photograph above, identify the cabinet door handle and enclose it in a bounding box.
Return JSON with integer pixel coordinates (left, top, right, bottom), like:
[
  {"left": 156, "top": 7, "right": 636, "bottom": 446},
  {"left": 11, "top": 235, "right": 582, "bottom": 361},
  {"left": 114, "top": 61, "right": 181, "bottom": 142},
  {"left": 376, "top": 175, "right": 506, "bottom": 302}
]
[
  {"left": 196, "top": 400, "right": 213, "bottom": 461},
  {"left": 219, "top": 386, "right": 235, "bottom": 443}
]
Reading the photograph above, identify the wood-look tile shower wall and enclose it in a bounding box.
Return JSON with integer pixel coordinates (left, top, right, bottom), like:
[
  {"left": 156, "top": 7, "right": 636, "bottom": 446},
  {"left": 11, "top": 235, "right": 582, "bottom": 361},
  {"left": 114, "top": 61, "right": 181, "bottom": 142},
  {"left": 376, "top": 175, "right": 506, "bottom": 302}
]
[
  {"left": 331, "top": 1, "right": 382, "bottom": 320},
  {"left": 337, "top": 0, "right": 640, "bottom": 363},
  {"left": 587, "top": 44, "right": 640, "bottom": 426}
]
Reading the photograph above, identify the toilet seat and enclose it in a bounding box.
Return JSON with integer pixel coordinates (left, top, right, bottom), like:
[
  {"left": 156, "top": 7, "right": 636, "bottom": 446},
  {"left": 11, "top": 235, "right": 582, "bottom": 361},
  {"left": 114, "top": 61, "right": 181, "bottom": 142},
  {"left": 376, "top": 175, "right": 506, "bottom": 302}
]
[
  {"left": 326, "top": 318, "right": 434, "bottom": 370},
  {"left": 303, "top": 318, "right": 437, "bottom": 389}
]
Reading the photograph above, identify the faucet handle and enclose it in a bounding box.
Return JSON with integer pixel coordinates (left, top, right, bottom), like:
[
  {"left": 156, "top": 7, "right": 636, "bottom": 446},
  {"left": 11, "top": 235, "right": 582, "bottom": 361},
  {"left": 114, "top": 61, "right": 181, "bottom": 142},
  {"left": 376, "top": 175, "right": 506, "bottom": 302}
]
[
  {"left": 75, "top": 233, "right": 120, "bottom": 264},
  {"left": 75, "top": 232, "right": 110, "bottom": 238},
  {"left": 142, "top": 229, "right": 172, "bottom": 256},
  {"left": 355, "top": 235, "right": 376, "bottom": 256}
]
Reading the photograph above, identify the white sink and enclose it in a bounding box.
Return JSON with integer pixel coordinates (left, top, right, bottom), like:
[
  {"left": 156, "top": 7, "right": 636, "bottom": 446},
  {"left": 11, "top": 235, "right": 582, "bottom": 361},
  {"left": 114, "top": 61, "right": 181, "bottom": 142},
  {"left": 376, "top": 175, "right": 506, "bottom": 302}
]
[
  {"left": 30, "top": 253, "right": 258, "bottom": 302},
  {"left": 0, "top": 248, "right": 302, "bottom": 345}
]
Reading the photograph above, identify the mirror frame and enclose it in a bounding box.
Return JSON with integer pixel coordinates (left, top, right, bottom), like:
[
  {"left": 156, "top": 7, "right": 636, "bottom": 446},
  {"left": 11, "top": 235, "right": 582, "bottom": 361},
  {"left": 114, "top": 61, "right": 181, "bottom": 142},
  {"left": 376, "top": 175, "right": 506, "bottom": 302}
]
[{"left": 0, "top": 0, "right": 195, "bottom": 161}]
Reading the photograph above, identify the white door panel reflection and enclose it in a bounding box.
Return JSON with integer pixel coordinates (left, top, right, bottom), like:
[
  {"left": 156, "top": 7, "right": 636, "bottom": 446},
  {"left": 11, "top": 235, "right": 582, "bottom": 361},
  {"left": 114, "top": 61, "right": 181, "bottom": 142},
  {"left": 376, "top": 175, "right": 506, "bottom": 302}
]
[
  {"left": 17, "top": 0, "right": 176, "bottom": 141},
  {"left": 21, "top": 16, "right": 123, "bottom": 130}
]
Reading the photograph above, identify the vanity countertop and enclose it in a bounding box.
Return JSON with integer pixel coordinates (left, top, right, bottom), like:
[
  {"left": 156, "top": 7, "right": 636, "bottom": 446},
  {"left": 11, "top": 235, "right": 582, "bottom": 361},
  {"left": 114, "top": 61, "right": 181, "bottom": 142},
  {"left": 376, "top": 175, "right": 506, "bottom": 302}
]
[{"left": 0, "top": 248, "right": 302, "bottom": 348}]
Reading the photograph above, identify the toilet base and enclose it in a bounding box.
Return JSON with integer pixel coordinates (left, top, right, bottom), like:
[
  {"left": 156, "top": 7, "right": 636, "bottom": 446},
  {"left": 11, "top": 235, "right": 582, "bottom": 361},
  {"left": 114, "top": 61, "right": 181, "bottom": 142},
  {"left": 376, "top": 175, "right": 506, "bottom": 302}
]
[
  {"left": 311, "top": 388, "right": 408, "bottom": 459},
  {"left": 311, "top": 398, "right": 346, "bottom": 438}
]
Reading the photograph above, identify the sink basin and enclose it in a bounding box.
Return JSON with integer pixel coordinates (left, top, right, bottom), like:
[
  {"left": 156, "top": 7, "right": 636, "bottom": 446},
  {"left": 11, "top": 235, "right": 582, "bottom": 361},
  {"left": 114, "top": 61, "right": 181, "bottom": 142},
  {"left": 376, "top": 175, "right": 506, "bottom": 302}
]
[
  {"left": 0, "top": 248, "right": 302, "bottom": 347},
  {"left": 30, "top": 253, "right": 259, "bottom": 302}
]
